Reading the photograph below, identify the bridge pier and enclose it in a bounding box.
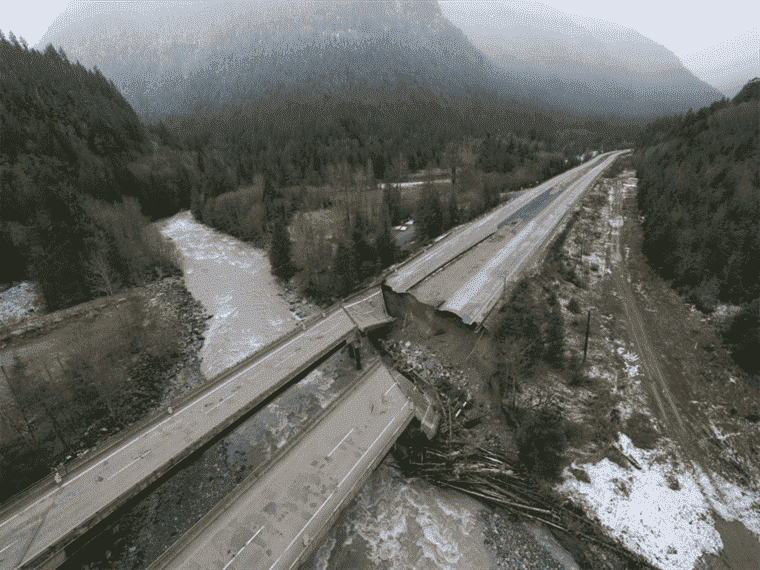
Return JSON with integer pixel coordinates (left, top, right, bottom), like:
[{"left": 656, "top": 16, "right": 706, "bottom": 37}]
[{"left": 346, "top": 333, "right": 362, "bottom": 370}]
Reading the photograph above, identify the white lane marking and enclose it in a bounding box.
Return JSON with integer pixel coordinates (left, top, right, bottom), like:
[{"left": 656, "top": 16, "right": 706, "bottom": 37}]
[
  {"left": 447, "top": 156, "right": 617, "bottom": 321},
  {"left": 328, "top": 429, "right": 354, "bottom": 457},
  {"left": 343, "top": 290, "right": 381, "bottom": 308},
  {"left": 384, "top": 384, "right": 397, "bottom": 396},
  {"left": 107, "top": 451, "right": 151, "bottom": 481},
  {"left": 205, "top": 393, "right": 235, "bottom": 415},
  {"left": 269, "top": 399, "right": 413, "bottom": 569},
  {"left": 278, "top": 491, "right": 335, "bottom": 565},
  {"left": 1, "top": 310, "right": 351, "bottom": 524},
  {"left": 338, "top": 402, "right": 409, "bottom": 489},
  {"left": 222, "top": 526, "right": 263, "bottom": 570},
  {"left": 0, "top": 514, "right": 19, "bottom": 530},
  {"left": 0, "top": 539, "right": 17, "bottom": 554}
]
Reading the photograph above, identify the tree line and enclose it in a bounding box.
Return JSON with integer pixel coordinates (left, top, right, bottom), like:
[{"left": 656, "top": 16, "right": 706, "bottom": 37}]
[
  {"left": 633, "top": 78, "right": 759, "bottom": 375},
  {"left": 0, "top": 32, "right": 184, "bottom": 310},
  {"left": 0, "top": 296, "right": 186, "bottom": 502}
]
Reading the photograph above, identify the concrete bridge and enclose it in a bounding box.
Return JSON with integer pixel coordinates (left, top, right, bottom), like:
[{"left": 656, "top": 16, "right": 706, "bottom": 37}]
[{"left": 0, "top": 287, "right": 435, "bottom": 570}]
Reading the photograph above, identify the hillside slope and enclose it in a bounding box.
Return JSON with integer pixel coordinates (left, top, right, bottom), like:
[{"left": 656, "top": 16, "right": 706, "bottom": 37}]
[
  {"left": 0, "top": 34, "right": 186, "bottom": 309},
  {"left": 38, "top": 0, "right": 526, "bottom": 117},
  {"left": 37, "top": 0, "right": 720, "bottom": 118},
  {"left": 440, "top": 0, "right": 724, "bottom": 116},
  {"left": 634, "top": 78, "right": 759, "bottom": 374}
]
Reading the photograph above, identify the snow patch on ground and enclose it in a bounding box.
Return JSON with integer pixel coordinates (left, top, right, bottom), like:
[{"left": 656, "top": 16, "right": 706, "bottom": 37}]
[
  {"left": 0, "top": 282, "right": 40, "bottom": 327},
  {"left": 558, "top": 433, "right": 760, "bottom": 570},
  {"left": 618, "top": 348, "right": 642, "bottom": 379}
]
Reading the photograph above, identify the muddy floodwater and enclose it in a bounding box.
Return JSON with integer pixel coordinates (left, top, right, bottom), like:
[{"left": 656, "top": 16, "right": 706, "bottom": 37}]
[{"left": 157, "top": 211, "right": 297, "bottom": 378}]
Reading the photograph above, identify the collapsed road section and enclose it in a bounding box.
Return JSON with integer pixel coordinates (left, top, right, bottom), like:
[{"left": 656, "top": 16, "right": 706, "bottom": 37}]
[
  {"left": 385, "top": 151, "right": 627, "bottom": 326},
  {"left": 147, "top": 360, "right": 438, "bottom": 570}
]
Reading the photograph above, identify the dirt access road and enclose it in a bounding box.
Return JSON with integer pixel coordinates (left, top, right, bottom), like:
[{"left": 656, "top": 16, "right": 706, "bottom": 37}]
[{"left": 605, "top": 173, "right": 760, "bottom": 570}]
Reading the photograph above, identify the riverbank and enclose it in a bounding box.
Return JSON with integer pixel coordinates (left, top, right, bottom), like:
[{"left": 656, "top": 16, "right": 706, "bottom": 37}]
[{"left": 0, "top": 276, "right": 209, "bottom": 503}]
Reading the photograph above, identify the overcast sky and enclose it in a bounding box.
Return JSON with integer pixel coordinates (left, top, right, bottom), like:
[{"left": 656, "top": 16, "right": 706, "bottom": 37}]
[{"left": 4, "top": 0, "right": 757, "bottom": 63}]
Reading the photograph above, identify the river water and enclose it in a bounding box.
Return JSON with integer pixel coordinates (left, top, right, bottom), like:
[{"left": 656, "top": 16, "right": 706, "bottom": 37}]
[{"left": 150, "top": 211, "right": 503, "bottom": 570}]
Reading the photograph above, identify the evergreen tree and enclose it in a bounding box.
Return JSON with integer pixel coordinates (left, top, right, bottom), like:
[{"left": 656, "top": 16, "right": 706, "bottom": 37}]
[
  {"left": 723, "top": 299, "right": 760, "bottom": 374},
  {"left": 350, "top": 213, "right": 376, "bottom": 281},
  {"left": 416, "top": 188, "right": 444, "bottom": 242},
  {"left": 382, "top": 185, "right": 402, "bottom": 226},
  {"left": 269, "top": 218, "right": 294, "bottom": 279},
  {"left": 375, "top": 211, "right": 397, "bottom": 269},
  {"left": 446, "top": 191, "right": 459, "bottom": 230},
  {"left": 333, "top": 241, "right": 356, "bottom": 297}
]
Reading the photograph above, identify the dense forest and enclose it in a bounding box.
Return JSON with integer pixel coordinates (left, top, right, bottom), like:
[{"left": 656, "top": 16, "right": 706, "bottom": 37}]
[
  {"left": 0, "top": 32, "right": 189, "bottom": 310},
  {"left": 634, "top": 78, "right": 760, "bottom": 374},
  {"left": 153, "top": 89, "right": 640, "bottom": 301}
]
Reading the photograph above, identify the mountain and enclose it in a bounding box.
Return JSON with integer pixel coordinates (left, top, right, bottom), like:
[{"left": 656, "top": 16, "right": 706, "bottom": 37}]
[
  {"left": 681, "top": 28, "right": 760, "bottom": 99},
  {"left": 37, "top": 0, "right": 721, "bottom": 118},
  {"left": 438, "top": 0, "right": 725, "bottom": 116},
  {"left": 37, "top": 0, "right": 522, "bottom": 117}
]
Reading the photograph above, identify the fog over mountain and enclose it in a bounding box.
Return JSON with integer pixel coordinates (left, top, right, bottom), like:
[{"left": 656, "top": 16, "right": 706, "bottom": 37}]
[
  {"left": 37, "top": 0, "right": 724, "bottom": 118},
  {"left": 681, "top": 28, "right": 759, "bottom": 99},
  {"left": 439, "top": 0, "right": 724, "bottom": 116}
]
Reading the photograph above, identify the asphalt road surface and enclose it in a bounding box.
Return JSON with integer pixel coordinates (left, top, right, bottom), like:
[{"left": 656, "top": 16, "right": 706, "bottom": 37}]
[
  {"left": 442, "top": 152, "right": 625, "bottom": 324},
  {"left": 148, "top": 362, "right": 415, "bottom": 570},
  {"left": 385, "top": 154, "right": 610, "bottom": 295}
]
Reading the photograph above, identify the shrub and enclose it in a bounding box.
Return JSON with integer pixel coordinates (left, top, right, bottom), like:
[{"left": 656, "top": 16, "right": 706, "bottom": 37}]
[
  {"left": 516, "top": 406, "right": 568, "bottom": 481},
  {"left": 722, "top": 299, "right": 760, "bottom": 374},
  {"left": 623, "top": 412, "right": 660, "bottom": 450},
  {"left": 566, "top": 355, "right": 591, "bottom": 387},
  {"left": 567, "top": 298, "right": 581, "bottom": 314},
  {"left": 269, "top": 218, "right": 294, "bottom": 279}
]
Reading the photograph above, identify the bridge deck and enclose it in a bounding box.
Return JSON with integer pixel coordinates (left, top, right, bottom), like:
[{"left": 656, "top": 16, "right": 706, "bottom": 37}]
[
  {"left": 342, "top": 287, "right": 395, "bottom": 332},
  {"left": 0, "top": 308, "right": 357, "bottom": 570},
  {"left": 149, "top": 362, "right": 415, "bottom": 570}
]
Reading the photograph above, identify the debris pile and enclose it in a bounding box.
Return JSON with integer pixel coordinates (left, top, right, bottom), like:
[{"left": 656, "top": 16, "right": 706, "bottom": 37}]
[
  {"left": 380, "top": 338, "right": 472, "bottom": 402},
  {"left": 381, "top": 337, "right": 657, "bottom": 570}
]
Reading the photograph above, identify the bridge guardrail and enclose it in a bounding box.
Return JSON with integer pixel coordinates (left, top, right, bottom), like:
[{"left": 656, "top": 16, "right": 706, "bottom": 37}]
[{"left": 0, "top": 295, "right": 353, "bottom": 519}]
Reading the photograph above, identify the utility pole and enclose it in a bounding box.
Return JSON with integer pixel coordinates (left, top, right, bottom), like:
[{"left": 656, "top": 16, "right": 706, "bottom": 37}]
[{"left": 583, "top": 309, "right": 591, "bottom": 364}]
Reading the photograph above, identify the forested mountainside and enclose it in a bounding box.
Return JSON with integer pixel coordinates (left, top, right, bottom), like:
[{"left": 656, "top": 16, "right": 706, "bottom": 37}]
[
  {"left": 435, "top": 0, "right": 725, "bottom": 117},
  {"left": 37, "top": 0, "right": 518, "bottom": 118},
  {"left": 0, "top": 34, "right": 187, "bottom": 310},
  {"left": 160, "top": 86, "right": 637, "bottom": 302},
  {"left": 0, "top": 25, "right": 639, "bottom": 312},
  {"left": 634, "top": 78, "right": 760, "bottom": 374},
  {"left": 37, "top": 0, "right": 720, "bottom": 119}
]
